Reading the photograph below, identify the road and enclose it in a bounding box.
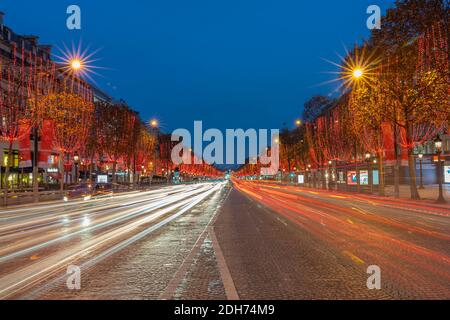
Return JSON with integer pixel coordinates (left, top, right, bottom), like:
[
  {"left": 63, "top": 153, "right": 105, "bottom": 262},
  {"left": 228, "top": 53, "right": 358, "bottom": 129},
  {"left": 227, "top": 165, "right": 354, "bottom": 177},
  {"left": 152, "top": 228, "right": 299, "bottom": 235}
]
[
  {"left": 225, "top": 180, "right": 450, "bottom": 299},
  {"left": 0, "top": 180, "right": 449, "bottom": 299},
  {"left": 0, "top": 182, "right": 230, "bottom": 299}
]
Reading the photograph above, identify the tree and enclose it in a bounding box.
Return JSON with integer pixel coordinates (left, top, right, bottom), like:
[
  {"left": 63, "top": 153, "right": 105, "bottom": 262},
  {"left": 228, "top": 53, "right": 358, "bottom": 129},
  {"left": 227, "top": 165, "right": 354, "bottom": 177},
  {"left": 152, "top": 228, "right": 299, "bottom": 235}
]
[
  {"left": 31, "top": 92, "right": 94, "bottom": 190},
  {"left": 302, "top": 95, "right": 334, "bottom": 123},
  {"left": 136, "top": 125, "right": 157, "bottom": 181},
  {"left": 349, "top": 76, "right": 390, "bottom": 196},
  {"left": 83, "top": 102, "right": 103, "bottom": 182},
  {"left": 0, "top": 58, "right": 30, "bottom": 199},
  {"left": 97, "top": 101, "right": 135, "bottom": 185},
  {"left": 369, "top": 1, "right": 449, "bottom": 199}
]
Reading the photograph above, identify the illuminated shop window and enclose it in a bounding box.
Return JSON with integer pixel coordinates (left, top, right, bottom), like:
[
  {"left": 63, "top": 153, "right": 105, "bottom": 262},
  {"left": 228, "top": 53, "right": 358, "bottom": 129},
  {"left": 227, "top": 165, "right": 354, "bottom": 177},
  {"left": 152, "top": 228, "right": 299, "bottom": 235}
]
[{"left": 3, "top": 150, "right": 19, "bottom": 167}]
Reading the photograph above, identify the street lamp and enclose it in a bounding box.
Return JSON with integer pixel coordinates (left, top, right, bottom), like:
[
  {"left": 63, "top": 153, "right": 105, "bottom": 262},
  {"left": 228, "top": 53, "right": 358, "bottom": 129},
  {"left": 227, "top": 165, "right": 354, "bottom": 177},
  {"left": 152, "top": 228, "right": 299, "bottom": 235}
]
[
  {"left": 328, "top": 160, "right": 333, "bottom": 190},
  {"left": 365, "top": 152, "right": 373, "bottom": 193},
  {"left": 70, "top": 59, "right": 83, "bottom": 71},
  {"left": 352, "top": 68, "right": 364, "bottom": 80},
  {"left": 150, "top": 119, "right": 158, "bottom": 128},
  {"left": 434, "top": 136, "right": 446, "bottom": 204},
  {"left": 295, "top": 119, "right": 302, "bottom": 127},
  {"left": 73, "top": 153, "right": 80, "bottom": 185},
  {"left": 418, "top": 153, "right": 424, "bottom": 189}
]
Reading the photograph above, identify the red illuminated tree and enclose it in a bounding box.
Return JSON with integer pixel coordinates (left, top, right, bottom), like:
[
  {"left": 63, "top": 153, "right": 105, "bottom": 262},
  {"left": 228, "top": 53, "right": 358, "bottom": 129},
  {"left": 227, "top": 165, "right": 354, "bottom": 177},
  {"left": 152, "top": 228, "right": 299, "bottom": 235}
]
[{"left": 31, "top": 92, "right": 94, "bottom": 190}]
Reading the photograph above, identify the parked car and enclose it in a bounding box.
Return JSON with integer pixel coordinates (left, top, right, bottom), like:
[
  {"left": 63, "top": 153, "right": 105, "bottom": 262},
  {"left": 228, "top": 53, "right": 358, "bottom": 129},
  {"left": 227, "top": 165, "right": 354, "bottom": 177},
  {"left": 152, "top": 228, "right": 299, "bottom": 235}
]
[
  {"left": 92, "top": 183, "right": 113, "bottom": 197},
  {"left": 63, "top": 183, "right": 114, "bottom": 202},
  {"left": 63, "top": 184, "right": 93, "bottom": 202}
]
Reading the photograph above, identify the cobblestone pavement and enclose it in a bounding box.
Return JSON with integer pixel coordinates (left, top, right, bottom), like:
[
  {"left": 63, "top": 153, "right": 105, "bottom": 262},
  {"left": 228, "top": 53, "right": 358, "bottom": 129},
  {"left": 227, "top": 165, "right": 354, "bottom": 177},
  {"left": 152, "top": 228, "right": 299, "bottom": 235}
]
[
  {"left": 0, "top": 182, "right": 230, "bottom": 299},
  {"left": 219, "top": 180, "right": 450, "bottom": 299}
]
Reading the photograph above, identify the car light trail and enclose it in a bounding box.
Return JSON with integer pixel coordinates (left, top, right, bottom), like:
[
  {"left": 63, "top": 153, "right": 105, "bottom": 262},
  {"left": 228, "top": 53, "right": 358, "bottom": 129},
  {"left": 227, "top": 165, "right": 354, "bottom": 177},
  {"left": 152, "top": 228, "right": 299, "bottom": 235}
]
[
  {"left": 233, "top": 179, "right": 450, "bottom": 296},
  {"left": 0, "top": 182, "right": 225, "bottom": 299}
]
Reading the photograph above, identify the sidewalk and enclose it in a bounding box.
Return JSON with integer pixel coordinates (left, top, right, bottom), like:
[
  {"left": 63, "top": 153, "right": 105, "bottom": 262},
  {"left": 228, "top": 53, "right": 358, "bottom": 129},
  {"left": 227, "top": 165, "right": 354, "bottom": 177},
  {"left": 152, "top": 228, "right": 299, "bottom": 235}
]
[{"left": 383, "top": 184, "right": 449, "bottom": 202}]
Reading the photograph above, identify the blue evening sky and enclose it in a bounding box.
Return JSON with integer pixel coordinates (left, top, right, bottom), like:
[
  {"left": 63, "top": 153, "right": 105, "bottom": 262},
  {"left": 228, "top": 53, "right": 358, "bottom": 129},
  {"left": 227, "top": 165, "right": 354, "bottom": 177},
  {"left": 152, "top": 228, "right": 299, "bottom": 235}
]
[{"left": 1, "top": 0, "right": 394, "bottom": 133}]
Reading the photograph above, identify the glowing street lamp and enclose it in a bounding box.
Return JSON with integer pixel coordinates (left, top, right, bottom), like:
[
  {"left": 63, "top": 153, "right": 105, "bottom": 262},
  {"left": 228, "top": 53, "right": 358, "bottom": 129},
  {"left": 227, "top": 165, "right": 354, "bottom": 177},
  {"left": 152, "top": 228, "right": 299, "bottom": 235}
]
[
  {"left": 352, "top": 68, "right": 364, "bottom": 80},
  {"left": 435, "top": 136, "right": 443, "bottom": 152},
  {"left": 70, "top": 59, "right": 83, "bottom": 71},
  {"left": 418, "top": 153, "right": 424, "bottom": 189},
  {"left": 150, "top": 119, "right": 158, "bottom": 128},
  {"left": 295, "top": 119, "right": 302, "bottom": 127},
  {"left": 435, "top": 136, "right": 446, "bottom": 204}
]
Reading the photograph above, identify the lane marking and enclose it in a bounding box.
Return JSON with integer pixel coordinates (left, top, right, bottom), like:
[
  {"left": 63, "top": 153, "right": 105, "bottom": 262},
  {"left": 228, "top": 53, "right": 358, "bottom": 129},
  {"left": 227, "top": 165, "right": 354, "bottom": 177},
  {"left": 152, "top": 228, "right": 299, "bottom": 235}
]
[
  {"left": 4, "top": 184, "right": 223, "bottom": 299},
  {"left": 276, "top": 217, "right": 288, "bottom": 227},
  {"left": 208, "top": 226, "right": 239, "bottom": 300},
  {"left": 342, "top": 250, "right": 365, "bottom": 265},
  {"left": 330, "top": 195, "right": 347, "bottom": 199},
  {"left": 159, "top": 185, "right": 231, "bottom": 300}
]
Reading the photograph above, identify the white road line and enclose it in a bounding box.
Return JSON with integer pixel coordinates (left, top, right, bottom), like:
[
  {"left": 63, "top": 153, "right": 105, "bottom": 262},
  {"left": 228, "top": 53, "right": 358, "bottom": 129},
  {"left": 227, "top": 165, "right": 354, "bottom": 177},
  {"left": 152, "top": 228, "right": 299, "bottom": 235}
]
[
  {"left": 159, "top": 184, "right": 230, "bottom": 300},
  {"left": 208, "top": 226, "right": 239, "bottom": 300}
]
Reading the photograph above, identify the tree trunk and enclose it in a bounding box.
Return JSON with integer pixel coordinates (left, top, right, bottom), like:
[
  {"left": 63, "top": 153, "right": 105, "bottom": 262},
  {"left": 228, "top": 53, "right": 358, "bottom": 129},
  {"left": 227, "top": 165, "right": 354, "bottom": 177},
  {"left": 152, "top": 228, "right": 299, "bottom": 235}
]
[
  {"left": 312, "top": 172, "right": 316, "bottom": 188},
  {"left": 393, "top": 125, "right": 400, "bottom": 198},
  {"left": 406, "top": 122, "right": 420, "bottom": 200},
  {"left": 321, "top": 167, "right": 327, "bottom": 189},
  {"left": 3, "top": 143, "right": 13, "bottom": 206},
  {"left": 59, "top": 152, "right": 65, "bottom": 192},
  {"left": 378, "top": 152, "right": 385, "bottom": 197},
  {"left": 407, "top": 151, "right": 420, "bottom": 200},
  {"left": 89, "top": 155, "right": 94, "bottom": 183},
  {"left": 112, "top": 161, "right": 117, "bottom": 185}
]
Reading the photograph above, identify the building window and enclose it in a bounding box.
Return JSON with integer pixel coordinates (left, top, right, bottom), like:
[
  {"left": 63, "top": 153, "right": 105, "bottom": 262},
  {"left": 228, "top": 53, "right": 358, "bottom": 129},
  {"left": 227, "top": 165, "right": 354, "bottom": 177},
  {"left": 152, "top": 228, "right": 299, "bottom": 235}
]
[{"left": 3, "top": 150, "right": 19, "bottom": 167}]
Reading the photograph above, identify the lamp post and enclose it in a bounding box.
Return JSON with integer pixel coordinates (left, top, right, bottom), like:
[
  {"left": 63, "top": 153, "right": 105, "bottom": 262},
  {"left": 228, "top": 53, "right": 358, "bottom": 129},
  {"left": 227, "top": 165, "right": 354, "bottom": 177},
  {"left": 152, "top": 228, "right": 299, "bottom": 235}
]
[
  {"left": 32, "top": 70, "right": 51, "bottom": 202},
  {"left": 73, "top": 153, "right": 80, "bottom": 185},
  {"left": 307, "top": 164, "right": 312, "bottom": 188},
  {"left": 365, "top": 152, "right": 373, "bottom": 193},
  {"left": 418, "top": 153, "right": 424, "bottom": 189},
  {"left": 373, "top": 158, "right": 378, "bottom": 194},
  {"left": 435, "top": 136, "right": 446, "bottom": 204},
  {"left": 328, "top": 160, "right": 333, "bottom": 190},
  {"left": 149, "top": 119, "right": 159, "bottom": 184}
]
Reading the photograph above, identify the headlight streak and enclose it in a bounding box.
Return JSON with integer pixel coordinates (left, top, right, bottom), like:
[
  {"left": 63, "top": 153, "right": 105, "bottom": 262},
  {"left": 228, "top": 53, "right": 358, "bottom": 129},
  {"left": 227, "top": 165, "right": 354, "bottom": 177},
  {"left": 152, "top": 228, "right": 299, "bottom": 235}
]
[
  {"left": 0, "top": 184, "right": 192, "bottom": 220},
  {"left": 0, "top": 184, "right": 201, "bottom": 234},
  {"left": 28, "top": 183, "right": 225, "bottom": 299},
  {"left": 233, "top": 180, "right": 450, "bottom": 293},
  {"left": 0, "top": 184, "right": 216, "bottom": 262},
  {"left": 0, "top": 182, "right": 225, "bottom": 299}
]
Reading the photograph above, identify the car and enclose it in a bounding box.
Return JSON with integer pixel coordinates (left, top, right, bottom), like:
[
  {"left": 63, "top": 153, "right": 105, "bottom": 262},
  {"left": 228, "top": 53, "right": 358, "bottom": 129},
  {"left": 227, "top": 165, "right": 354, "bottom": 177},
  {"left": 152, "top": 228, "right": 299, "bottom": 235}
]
[
  {"left": 64, "top": 184, "right": 93, "bottom": 202},
  {"left": 92, "top": 183, "right": 113, "bottom": 197}
]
